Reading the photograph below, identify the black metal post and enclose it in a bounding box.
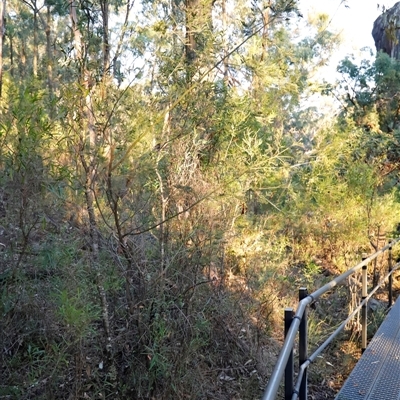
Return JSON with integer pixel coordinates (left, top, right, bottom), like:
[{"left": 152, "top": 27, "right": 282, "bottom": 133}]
[
  {"left": 299, "top": 287, "right": 308, "bottom": 400},
  {"left": 361, "top": 253, "right": 368, "bottom": 353},
  {"left": 388, "top": 239, "right": 393, "bottom": 308},
  {"left": 284, "top": 308, "right": 294, "bottom": 400}
]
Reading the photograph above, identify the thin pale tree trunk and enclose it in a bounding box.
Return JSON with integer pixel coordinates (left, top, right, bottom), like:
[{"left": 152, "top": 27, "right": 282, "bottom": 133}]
[
  {"left": 111, "top": 0, "right": 134, "bottom": 83},
  {"left": 9, "top": 33, "right": 13, "bottom": 78},
  {"left": 70, "top": 0, "right": 114, "bottom": 370},
  {"left": 221, "top": 0, "right": 228, "bottom": 81},
  {"left": 0, "top": 0, "right": 6, "bottom": 97},
  {"left": 70, "top": 0, "right": 82, "bottom": 61},
  {"left": 100, "top": 0, "right": 110, "bottom": 75},
  {"left": 33, "top": 0, "right": 38, "bottom": 77},
  {"left": 46, "top": 6, "right": 53, "bottom": 97},
  {"left": 185, "top": 0, "right": 198, "bottom": 65}
]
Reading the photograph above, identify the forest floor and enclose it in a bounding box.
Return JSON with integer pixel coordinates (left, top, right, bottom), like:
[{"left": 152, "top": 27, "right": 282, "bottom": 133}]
[{"left": 0, "top": 204, "right": 396, "bottom": 399}]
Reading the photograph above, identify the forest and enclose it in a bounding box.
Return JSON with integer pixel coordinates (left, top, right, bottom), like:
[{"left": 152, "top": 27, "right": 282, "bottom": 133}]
[{"left": 1, "top": 0, "right": 400, "bottom": 398}]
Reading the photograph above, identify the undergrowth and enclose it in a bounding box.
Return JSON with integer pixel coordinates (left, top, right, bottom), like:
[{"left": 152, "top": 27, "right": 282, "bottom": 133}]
[{"left": 1, "top": 201, "right": 396, "bottom": 400}]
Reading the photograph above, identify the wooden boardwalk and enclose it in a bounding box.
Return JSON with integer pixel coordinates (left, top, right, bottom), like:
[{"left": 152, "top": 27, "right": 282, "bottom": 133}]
[{"left": 336, "top": 296, "right": 400, "bottom": 399}]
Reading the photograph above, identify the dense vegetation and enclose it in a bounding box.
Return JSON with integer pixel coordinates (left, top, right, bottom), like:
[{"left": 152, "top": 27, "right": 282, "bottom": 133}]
[{"left": 1, "top": 0, "right": 400, "bottom": 398}]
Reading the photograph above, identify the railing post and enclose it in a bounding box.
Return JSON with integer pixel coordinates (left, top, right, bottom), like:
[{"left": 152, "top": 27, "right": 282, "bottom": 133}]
[
  {"left": 388, "top": 239, "right": 393, "bottom": 309},
  {"left": 284, "top": 308, "right": 294, "bottom": 400},
  {"left": 299, "top": 287, "right": 308, "bottom": 400},
  {"left": 361, "top": 253, "right": 368, "bottom": 353}
]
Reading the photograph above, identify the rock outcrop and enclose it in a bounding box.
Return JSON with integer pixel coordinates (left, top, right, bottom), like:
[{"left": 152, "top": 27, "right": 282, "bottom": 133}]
[{"left": 372, "top": 2, "right": 400, "bottom": 59}]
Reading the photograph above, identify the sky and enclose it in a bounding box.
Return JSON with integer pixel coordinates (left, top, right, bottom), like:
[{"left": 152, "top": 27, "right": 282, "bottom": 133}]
[
  {"left": 293, "top": 1, "right": 400, "bottom": 110},
  {"left": 299, "top": 0, "right": 399, "bottom": 68},
  {"left": 300, "top": 0, "right": 399, "bottom": 54}
]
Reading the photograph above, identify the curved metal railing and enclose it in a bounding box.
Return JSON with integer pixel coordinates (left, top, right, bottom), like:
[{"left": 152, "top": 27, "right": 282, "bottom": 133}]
[{"left": 262, "top": 237, "right": 400, "bottom": 400}]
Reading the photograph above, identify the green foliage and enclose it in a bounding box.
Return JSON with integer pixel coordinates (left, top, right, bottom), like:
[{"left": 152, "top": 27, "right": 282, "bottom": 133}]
[
  {"left": 2, "top": 0, "right": 400, "bottom": 398},
  {"left": 55, "top": 287, "right": 100, "bottom": 337},
  {"left": 367, "top": 306, "right": 387, "bottom": 338}
]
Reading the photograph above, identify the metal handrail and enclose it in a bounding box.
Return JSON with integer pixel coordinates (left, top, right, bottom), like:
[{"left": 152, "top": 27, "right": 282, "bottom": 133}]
[
  {"left": 291, "top": 260, "right": 400, "bottom": 400},
  {"left": 262, "top": 237, "right": 400, "bottom": 400}
]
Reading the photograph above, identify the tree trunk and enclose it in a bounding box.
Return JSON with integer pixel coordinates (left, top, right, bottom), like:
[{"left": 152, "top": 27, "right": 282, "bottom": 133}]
[
  {"left": 185, "top": 0, "right": 199, "bottom": 66},
  {"left": 9, "top": 33, "right": 13, "bottom": 78},
  {"left": 33, "top": 0, "right": 38, "bottom": 77},
  {"left": 70, "top": 0, "right": 113, "bottom": 366},
  {"left": 112, "top": 0, "right": 134, "bottom": 79},
  {"left": 221, "top": 0, "right": 228, "bottom": 81},
  {"left": 100, "top": 0, "right": 110, "bottom": 76},
  {"left": 46, "top": 6, "right": 53, "bottom": 98},
  {"left": 70, "top": 0, "right": 98, "bottom": 257},
  {"left": 70, "top": 0, "right": 83, "bottom": 62},
  {"left": 19, "top": 39, "right": 27, "bottom": 79},
  {"left": 0, "top": 0, "right": 6, "bottom": 97}
]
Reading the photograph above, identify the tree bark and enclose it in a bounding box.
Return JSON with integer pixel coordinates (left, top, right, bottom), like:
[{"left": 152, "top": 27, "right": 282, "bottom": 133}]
[
  {"left": 185, "top": 0, "right": 199, "bottom": 65},
  {"left": 100, "top": 0, "right": 110, "bottom": 76},
  {"left": 0, "top": 0, "right": 6, "bottom": 97},
  {"left": 70, "top": 0, "right": 83, "bottom": 62},
  {"left": 222, "top": 0, "right": 228, "bottom": 81},
  {"left": 33, "top": 0, "right": 38, "bottom": 77},
  {"left": 70, "top": 0, "right": 113, "bottom": 364},
  {"left": 9, "top": 32, "right": 13, "bottom": 78},
  {"left": 46, "top": 6, "right": 53, "bottom": 98}
]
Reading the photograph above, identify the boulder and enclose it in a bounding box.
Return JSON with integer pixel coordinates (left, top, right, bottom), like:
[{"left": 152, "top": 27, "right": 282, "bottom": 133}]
[{"left": 372, "top": 2, "right": 400, "bottom": 59}]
